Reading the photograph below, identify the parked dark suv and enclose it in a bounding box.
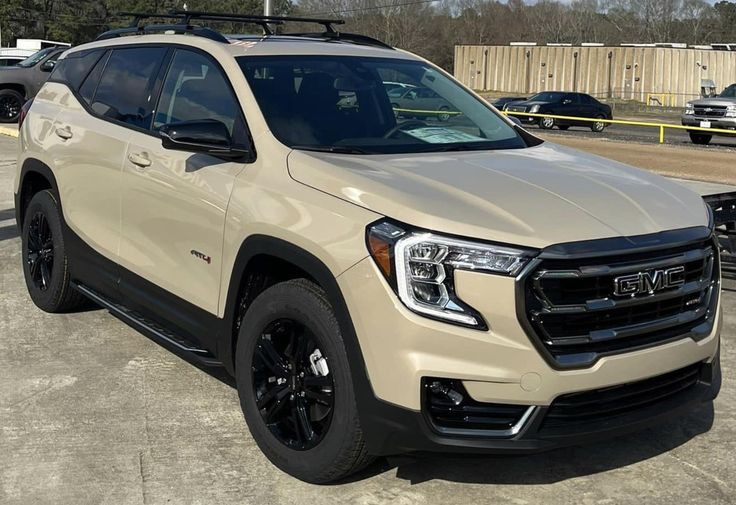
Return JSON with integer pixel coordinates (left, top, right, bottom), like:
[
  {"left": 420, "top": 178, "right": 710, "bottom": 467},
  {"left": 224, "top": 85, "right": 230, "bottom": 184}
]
[
  {"left": 505, "top": 92, "right": 612, "bottom": 132},
  {"left": 0, "top": 47, "right": 66, "bottom": 123}
]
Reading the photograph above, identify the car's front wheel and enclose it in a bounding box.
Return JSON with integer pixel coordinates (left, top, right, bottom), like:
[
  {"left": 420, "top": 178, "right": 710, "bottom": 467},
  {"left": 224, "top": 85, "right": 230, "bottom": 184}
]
[
  {"left": 235, "top": 279, "right": 373, "bottom": 483},
  {"left": 689, "top": 132, "right": 712, "bottom": 145},
  {"left": 0, "top": 89, "right": 24, "bottom": 123},
  {"left": 21, "top": 190, "right": 86, "bottom": 312},
  {"left": 590, "top": 115, "right": 606, "bottom": 132},
  {"left": 539, "top": 116, "right": 555, "bottom": 129}
]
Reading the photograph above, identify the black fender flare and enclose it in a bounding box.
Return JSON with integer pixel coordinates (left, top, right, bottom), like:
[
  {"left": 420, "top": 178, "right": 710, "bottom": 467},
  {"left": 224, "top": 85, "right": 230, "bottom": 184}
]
[
  {"left": 220, "top": 235, "right": 398, "bottom": 451},
  {"left": 15, "top": 158, "right": 61, "bottom": 229}
]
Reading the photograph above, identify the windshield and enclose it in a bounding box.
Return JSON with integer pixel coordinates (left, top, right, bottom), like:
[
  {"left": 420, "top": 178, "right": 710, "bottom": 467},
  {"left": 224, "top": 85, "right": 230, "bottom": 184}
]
[
  {"left": 719, "top": 85, "right": 736, "bottom": 98},
  {"left": 238, "top": 56, "right": 528, "bottom": 154},
  {"left": 16, "top": 48, "right": 56, "bottom": 68},
  {"left": 527, "top": 92, "right": 565, "bottom": 102}
]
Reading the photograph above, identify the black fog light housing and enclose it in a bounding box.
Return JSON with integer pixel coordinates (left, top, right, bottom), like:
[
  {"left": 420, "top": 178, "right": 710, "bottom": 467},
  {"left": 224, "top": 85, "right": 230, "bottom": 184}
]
[{"left": 422, "top": 377, "right": 536, "bottom": 437}]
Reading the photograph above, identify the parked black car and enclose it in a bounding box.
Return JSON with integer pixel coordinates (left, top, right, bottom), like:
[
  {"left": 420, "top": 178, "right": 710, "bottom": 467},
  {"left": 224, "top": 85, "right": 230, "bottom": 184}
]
[
  {"left": 504, "top": 91, "right": 612, "bottom": 132},
  {"left": 491, "top": 96, "right": 527, "bottom": 109},
  {"left": 0, "top": 47, "right": 66, "bottom": 123}
]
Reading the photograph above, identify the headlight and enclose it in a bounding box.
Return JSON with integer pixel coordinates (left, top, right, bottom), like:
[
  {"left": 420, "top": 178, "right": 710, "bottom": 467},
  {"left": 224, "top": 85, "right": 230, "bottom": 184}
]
[
  {"left": 367, "top": 220, "right": 535, "bottom": 329},
  {"left": 529, "top": 104, "right": 540, "bottom": 113},
  {"left": 684, "top": 102, "right": 694, "bottom": 115},
  {"left": 727, "top": 105, "right": 736, "bottom": 117}
]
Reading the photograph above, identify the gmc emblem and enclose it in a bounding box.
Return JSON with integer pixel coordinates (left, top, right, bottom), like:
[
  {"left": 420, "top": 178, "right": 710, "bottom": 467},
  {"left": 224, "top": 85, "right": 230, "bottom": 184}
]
[{"left": 613, "top": 266, "right": 685, "bottom": 297}]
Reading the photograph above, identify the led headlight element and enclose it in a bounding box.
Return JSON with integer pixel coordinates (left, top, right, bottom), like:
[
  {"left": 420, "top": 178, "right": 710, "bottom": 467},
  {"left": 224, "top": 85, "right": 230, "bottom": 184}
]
[
  {"left": 684, "top": 102, "right": 695, "bottom": 115},
  {"left": 367, "top": 221, "right": 534, "bottom": 329}
]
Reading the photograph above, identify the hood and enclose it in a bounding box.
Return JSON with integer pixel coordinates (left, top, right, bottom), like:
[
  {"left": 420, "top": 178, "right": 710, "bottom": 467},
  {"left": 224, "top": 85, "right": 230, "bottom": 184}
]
[
  {"left": 689, "top": 97, "right": 736, "bottom": 106},
  {"left": 287, "top": 142, "right": 709, "bottom": 249}
]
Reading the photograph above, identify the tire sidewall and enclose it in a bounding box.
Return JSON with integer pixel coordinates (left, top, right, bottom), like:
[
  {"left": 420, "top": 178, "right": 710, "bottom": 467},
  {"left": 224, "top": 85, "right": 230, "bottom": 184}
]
[
  {"left": 540, "top": 117, "right": 554, "bottom": 129},
  {"left": 21, "top": 190, "right": 70, "bottom": 311},
  {"left": 235, "top": 281, "right": 358, "bottom": 481}
]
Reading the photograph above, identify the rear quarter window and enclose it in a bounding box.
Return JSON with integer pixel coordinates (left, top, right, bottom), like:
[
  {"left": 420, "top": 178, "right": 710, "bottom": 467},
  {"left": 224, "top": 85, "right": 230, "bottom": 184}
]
[{"left": 50, "top": 49, "right": 104, "bottom": 91}]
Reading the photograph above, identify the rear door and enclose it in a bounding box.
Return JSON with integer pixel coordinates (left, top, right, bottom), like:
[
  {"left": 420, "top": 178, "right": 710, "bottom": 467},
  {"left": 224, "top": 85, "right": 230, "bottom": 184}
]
[{"left": 119, "top": 48, "right": 250, "bottom": 348}]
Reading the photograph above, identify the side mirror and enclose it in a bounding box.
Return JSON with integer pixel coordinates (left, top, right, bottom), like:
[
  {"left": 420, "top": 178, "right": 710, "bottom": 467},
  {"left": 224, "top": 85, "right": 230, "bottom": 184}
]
[
  {"left": 41, "top": 60, "right": 56, "bottom": 72},
  {"left": 159, "top": 120, "right": 249, "bottom": 159}
]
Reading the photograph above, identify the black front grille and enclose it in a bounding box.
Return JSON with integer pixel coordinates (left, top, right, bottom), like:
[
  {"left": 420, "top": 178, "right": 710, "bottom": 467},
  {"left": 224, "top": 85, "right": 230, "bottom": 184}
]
[
  {"left": 523, "top": 238, "right": 719, "bottom": 368},
  {"left": 694, "top": 106, "right": 726, "bottom": 117},
  {"left": 541, "top": 363, "right": 702, "bottom": 432}
]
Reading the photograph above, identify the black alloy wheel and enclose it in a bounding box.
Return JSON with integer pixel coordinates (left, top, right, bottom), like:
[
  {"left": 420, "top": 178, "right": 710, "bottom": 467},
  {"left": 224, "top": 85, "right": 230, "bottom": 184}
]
[
  {"left": 0, "top": 90, "right": 23, "bottom": 122},
  {"left": 252, "top": 318, "right": 335, "bottom": 451},
  {"left": 26, "top": 211, "right": 54, "bottom": 291}
]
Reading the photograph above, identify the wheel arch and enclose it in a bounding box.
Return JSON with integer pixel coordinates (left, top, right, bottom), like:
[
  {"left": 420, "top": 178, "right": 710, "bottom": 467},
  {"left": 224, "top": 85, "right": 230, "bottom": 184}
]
[
  {"left": 0, "top": 83, "right": 27, "bottom": 98},
  {"left": 16, "top": 158, "right": 60, "bottom": 229}
]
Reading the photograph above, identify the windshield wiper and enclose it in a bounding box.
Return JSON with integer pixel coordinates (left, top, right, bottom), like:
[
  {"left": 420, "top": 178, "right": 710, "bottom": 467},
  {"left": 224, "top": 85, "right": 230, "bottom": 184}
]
[
  {"left": 292, "top": 145, "right": 375, "bottom": 155},
  {"left": 418, "top": 143, "right": 498, "bottom": 152}
]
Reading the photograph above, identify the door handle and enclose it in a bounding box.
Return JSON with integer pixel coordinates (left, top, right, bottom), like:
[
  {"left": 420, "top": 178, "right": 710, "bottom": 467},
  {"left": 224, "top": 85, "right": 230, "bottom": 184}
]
[
  {"left": 55, "top": 127, "right": 72, "bottom": 140},
  {"left": 127, "top": 152, "right": 152, "bottom": 168}
]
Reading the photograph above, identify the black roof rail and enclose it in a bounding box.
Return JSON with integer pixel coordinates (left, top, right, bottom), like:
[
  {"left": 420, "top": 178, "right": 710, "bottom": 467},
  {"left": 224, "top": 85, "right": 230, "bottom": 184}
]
[
  {"left": 96, "top": 24, "right": 230, "bottom": 43},
  {"left": 285, "top": 32, "right": 394, "bottom": 50},
  {"left": 98, "top": 10, "right": 392, "bottom": 49}
]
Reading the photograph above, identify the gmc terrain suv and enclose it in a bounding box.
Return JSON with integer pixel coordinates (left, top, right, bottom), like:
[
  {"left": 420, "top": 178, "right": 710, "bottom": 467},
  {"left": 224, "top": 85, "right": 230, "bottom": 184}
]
[
  {"left": 682, "top": 83, "right": 736, "bottom": 145},
  {"left": 14, "top": 11, "right": 721, "bottom": 483}
]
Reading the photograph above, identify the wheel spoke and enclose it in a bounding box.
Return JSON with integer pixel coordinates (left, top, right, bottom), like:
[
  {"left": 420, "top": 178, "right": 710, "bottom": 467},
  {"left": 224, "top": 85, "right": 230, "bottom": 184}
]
[
  {"left": 40, "top": 260, "right": 50, "bottom": 290},
  {"left": 256, "top": 383, "right": 288, "bottom": 410},
  {"left": 255, "top": 338, "right": 288, "bottom": 376},
  {"left": 263, "top": 389, "right": 290, "bottom": 423},
  {"left": 294, "top": 398, "right": 315, "bottom": 442},
  {"left": 303, "top": 388, "right": 333, "bottom": 406}
]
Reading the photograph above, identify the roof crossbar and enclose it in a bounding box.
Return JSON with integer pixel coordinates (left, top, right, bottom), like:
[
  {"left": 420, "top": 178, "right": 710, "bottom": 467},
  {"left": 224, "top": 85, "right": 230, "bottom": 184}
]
[{"left": 99, "top": 11, "right": 392, "bottom": 49}]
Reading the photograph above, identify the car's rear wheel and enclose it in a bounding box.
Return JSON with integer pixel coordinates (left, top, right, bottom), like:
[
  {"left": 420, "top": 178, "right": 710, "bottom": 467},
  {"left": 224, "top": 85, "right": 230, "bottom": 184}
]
[
  {"left": 21, "top": 190, "right": 86, "bottom": 312},
  {"left": 689, "top": 132, "right": 712, "bottom": 145},
  {"left": 539, "top": 116, "right": 555, "bottom": 129},
  {"left": 235, "top": 279, "right": 373, "bottom": 483},
  {"left": 590, "top": 115, "right": 606, "bottom": 132},
  {"left": 0, "top": 89, "right": 24, "bottom": 123}
]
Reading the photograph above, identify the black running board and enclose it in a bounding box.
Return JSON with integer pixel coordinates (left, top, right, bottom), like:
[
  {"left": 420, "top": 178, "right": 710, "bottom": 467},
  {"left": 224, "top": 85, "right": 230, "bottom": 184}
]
[{"left": 73, "top": 282, "right": 224, "bottom": 368}]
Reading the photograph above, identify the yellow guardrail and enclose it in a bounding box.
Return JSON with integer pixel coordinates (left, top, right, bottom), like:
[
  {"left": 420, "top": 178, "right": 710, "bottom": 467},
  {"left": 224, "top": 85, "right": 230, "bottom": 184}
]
[{"left": 503, "top": 111, "right": 736, "bottom": 144}]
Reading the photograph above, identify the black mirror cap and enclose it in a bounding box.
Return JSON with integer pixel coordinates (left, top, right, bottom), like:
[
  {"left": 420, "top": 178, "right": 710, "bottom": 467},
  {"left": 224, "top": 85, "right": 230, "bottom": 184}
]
[
  {"left": 507, "top": 115, "right": 523, "bottom": 127},
  {"left": 41, "top": 60, "right": 56, "bottom": 72},
  {"left": 159, "top": 120, "right": 250, "bottom": 160}
]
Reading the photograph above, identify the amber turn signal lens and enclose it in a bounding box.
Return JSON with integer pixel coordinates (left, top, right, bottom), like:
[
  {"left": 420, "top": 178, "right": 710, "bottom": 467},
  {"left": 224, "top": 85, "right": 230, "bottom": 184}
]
[{"left": 368, "top": 234, "right": 392, "bottom": 278}]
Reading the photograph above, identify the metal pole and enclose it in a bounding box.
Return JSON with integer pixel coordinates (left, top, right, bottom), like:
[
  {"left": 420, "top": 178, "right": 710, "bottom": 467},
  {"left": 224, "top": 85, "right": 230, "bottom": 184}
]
[{"left": 264, "top": 0, "right": 272, "bottom": 17}]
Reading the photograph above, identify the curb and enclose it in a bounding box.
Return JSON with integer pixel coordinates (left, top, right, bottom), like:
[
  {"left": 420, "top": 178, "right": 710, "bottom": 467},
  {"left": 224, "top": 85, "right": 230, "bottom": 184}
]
[{"left": 0, "top": 126, "right": 19, "bottom": 138}]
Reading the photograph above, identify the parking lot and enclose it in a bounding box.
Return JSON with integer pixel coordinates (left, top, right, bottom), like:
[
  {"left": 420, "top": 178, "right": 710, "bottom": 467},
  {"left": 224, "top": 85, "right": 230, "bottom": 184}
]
[{"left": 1, "top": 130, "right": 735, "bottom": 504}]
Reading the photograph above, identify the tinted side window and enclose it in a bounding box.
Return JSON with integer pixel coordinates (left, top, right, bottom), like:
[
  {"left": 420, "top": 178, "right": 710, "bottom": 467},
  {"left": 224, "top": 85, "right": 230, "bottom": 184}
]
[
  {"left": 154, "top": 49, "right": 244, "bottom": 142},
  {"left": 79, "top": 50, "right": 110, "bottom": 105},
  {"left": 579, "top": 94, "right": 594, "bottom": 105},
  {"left": 92, "top": 47, "right": 167, "bottom": 129},
  {"left": 50, "top": 49, "right": 103, "bottom": 91}
]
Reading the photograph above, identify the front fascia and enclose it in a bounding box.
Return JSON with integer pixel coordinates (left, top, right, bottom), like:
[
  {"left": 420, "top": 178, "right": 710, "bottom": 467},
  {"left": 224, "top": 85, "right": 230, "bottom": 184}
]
[{"left": 339, "top": 253, "right": 720, "bottom": 411}]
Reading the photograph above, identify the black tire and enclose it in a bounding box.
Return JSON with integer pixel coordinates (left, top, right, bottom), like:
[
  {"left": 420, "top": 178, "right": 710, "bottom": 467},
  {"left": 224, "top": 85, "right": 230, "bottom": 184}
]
[
  {"left": 557, "top": 125, "right": 570, "bottom": 131},
  {"left": 590, "top": 116, "right": 606, "bottom": 133},
  {"left": 21, "top": 190, "right": 86, "bottom": 312},
  {"left": 0, "top": 88, "right": 24, "bottom": 123},
  {"left": 539, "top": 116, "right": 555, "bottom": 129},
  {"left": 235, "top": 279, "right": 373, "bottom": 483},
  {"left": 689, "top": 132, "right": 712, "bottom": 145}
]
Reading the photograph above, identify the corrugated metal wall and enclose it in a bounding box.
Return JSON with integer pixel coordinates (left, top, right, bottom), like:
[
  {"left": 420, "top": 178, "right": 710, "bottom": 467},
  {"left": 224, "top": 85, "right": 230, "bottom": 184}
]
[{"left": 454, "top": 45, "right": 736, "bottom": 107}]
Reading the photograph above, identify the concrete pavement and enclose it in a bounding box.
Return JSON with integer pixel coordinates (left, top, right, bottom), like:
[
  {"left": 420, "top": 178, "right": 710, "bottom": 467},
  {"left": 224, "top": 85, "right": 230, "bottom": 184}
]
[{"left": 1, "top": 134, "right": 735, "bottom": 504}]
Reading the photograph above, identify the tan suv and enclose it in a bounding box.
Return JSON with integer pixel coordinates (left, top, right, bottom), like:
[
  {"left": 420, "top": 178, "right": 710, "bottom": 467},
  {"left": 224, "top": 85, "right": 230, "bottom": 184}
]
[{"left": 14, "top": 11, "right": 721, "bottom": 483}]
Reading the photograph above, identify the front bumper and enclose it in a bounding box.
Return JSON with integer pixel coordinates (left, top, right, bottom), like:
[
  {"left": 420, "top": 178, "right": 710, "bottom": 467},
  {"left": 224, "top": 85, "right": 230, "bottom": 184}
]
[
  {"left": 338, "top": 233, "right": 721, "bottom": 456},
  {"left": 355, "top": 349, "right": 720, "bottom": 455},
  {"left": 681, "top": 115, "right": 736, "bottom": 130}
]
